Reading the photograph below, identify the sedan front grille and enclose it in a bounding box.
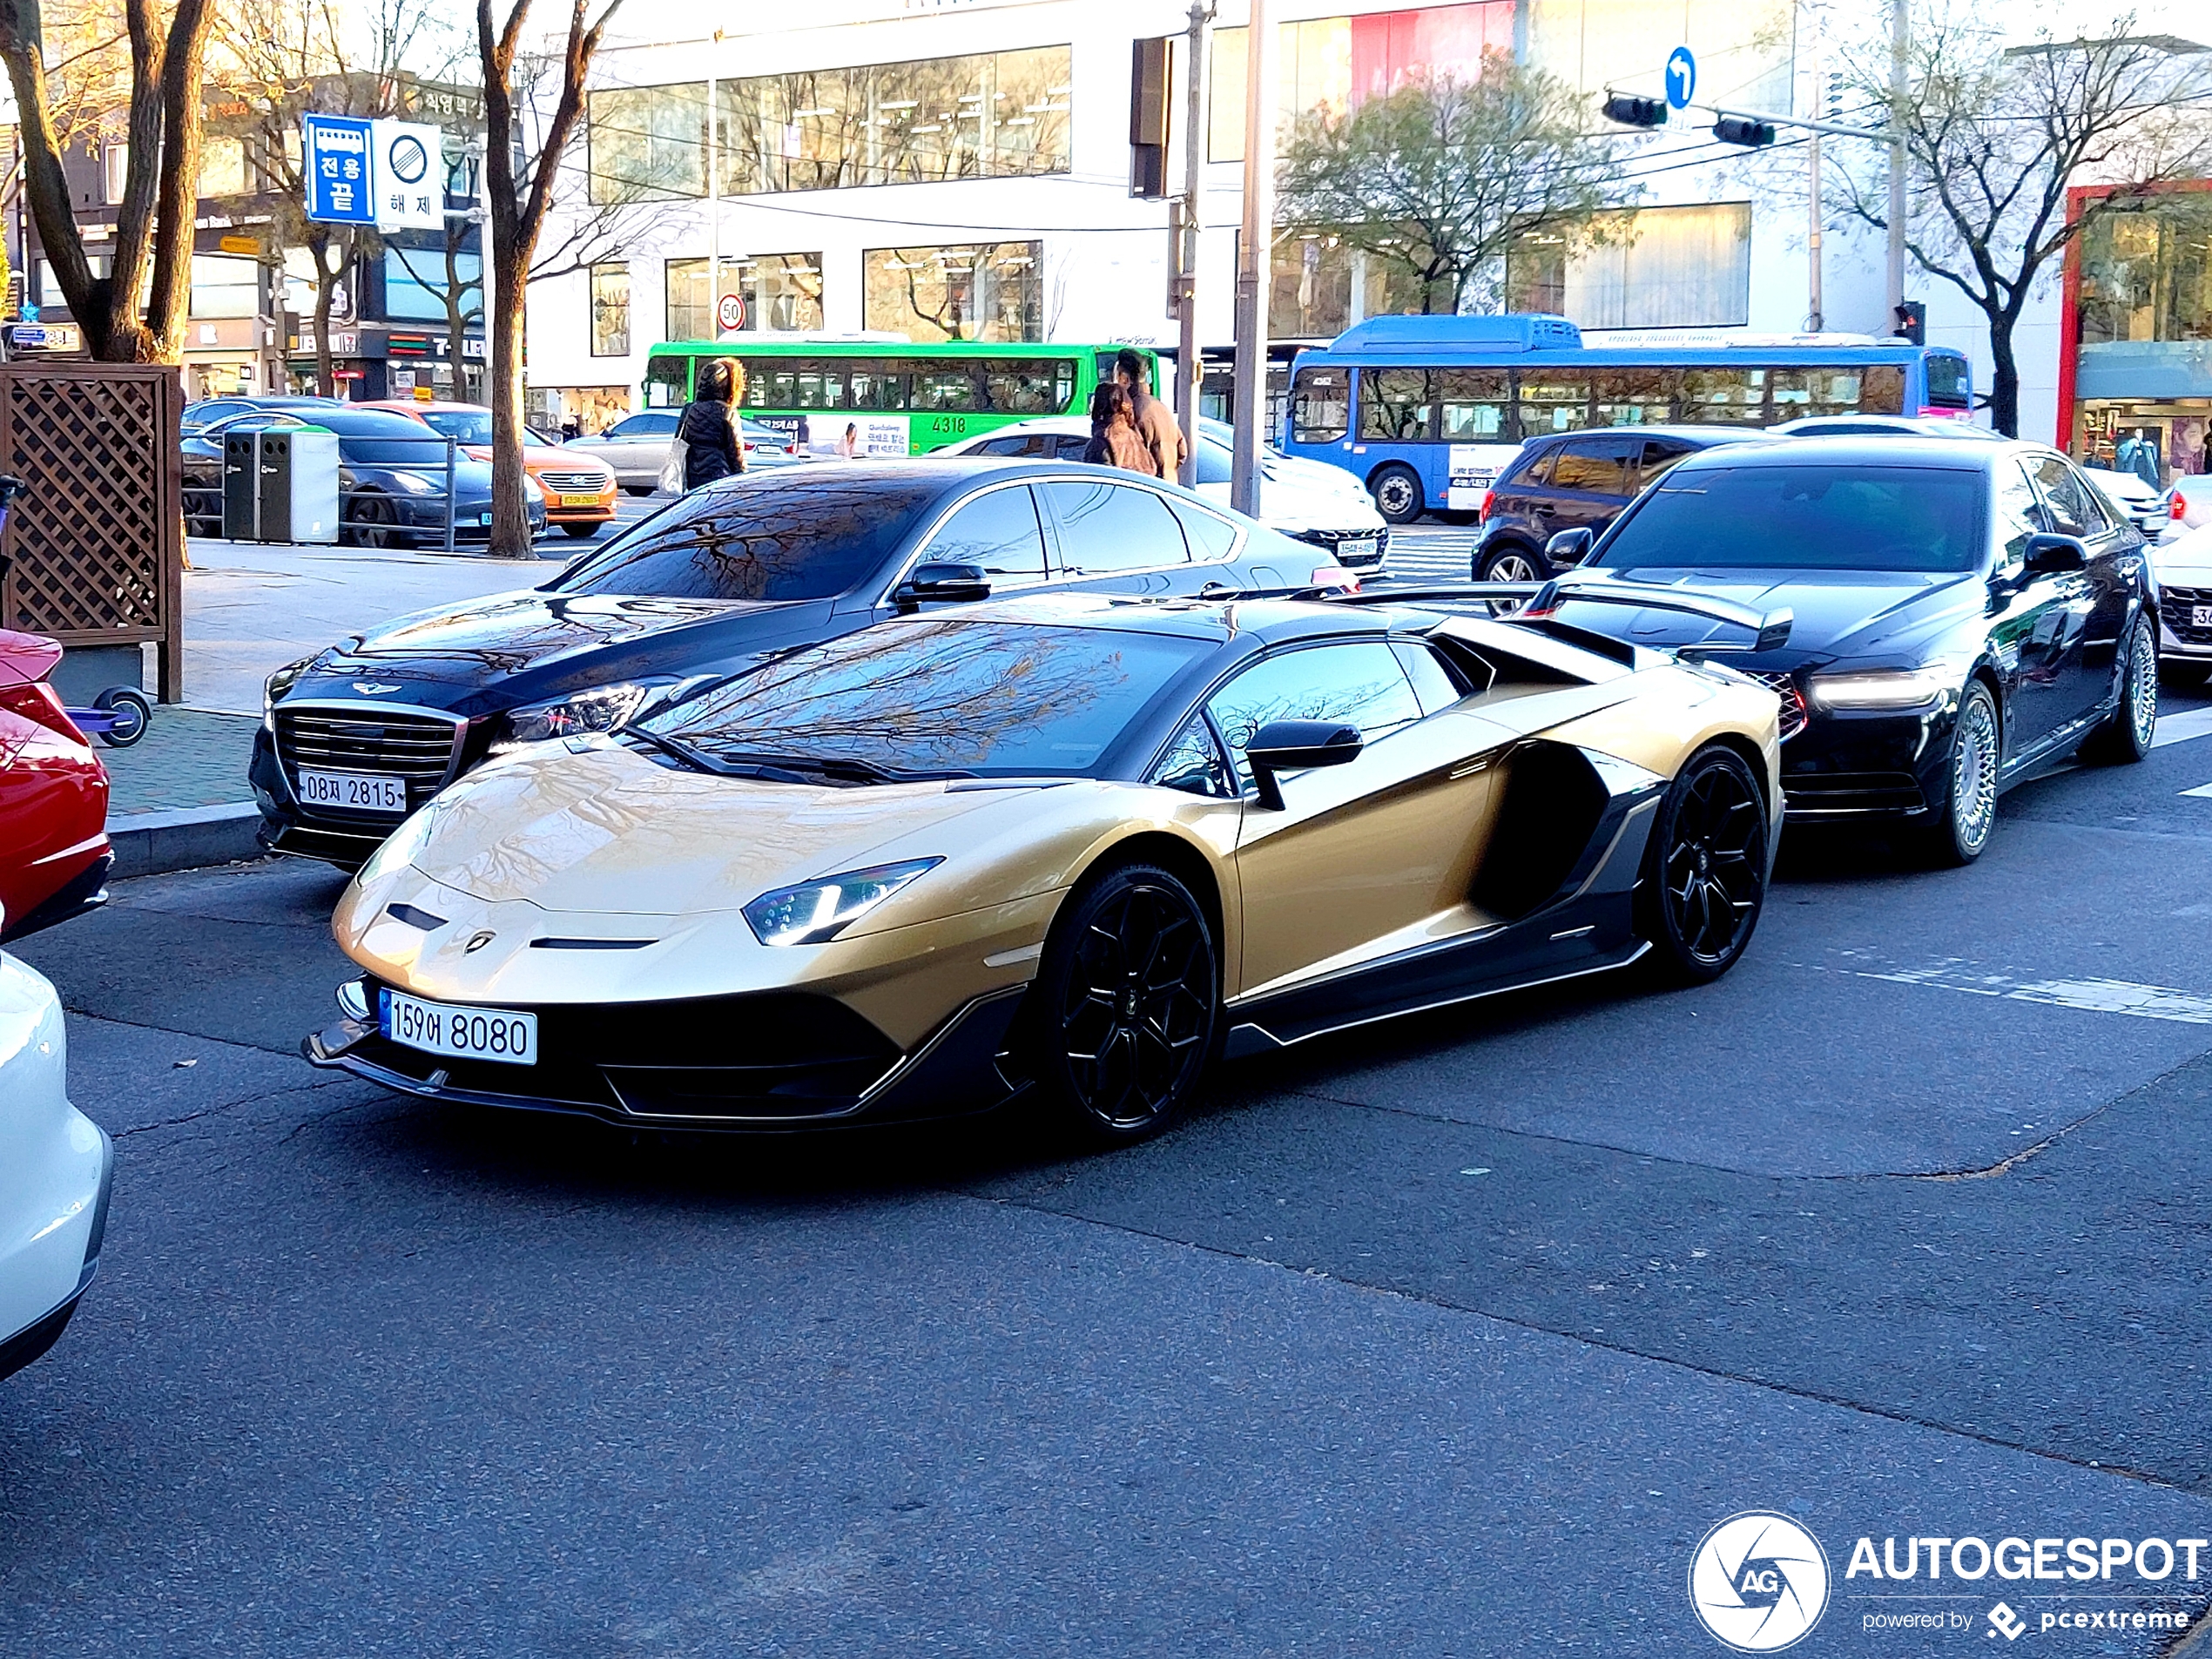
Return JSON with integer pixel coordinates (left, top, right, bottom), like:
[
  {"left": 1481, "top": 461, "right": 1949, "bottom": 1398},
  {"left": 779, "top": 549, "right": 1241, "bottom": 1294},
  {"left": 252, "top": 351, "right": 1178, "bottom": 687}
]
[
  {"left": 274, "top": 705, "right": 465, "bottom": 807},
  {"left": 2165, "top": 584, "right": 2212, "bottom": 646},
  {"left": 536, "top": 469, "right": 607, "bottom": 491},
  {"left": 1738, "top": 669, "right": 1809, "bottom": 740}
]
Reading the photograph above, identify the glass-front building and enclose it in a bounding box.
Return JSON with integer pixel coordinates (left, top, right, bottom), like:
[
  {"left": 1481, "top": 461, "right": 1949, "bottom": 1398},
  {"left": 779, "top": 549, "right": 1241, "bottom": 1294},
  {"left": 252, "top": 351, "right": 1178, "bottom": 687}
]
[{"left": 2065, "top": 181, "right": 2212, "bottom": 482}]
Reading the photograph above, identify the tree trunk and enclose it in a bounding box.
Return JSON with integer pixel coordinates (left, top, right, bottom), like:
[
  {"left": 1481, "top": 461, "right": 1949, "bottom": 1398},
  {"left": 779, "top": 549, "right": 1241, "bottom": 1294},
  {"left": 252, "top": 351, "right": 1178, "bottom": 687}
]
[
  {"left": 1986, "top": 310, "right": 2020, "bottom": 440},
  {"left": 445, "top": 233, "right": 475, "bottom": 401},
  {"left": 312, "top": 254, "right": 338, "bottom": 400},
  {"left": 486, "top": 252, "right": 530, "bottom": 555}
]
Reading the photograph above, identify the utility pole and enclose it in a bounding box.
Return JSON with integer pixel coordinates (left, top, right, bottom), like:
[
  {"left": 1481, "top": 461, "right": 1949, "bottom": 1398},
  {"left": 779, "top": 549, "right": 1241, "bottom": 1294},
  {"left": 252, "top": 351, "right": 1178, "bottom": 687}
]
[
  {"left": 1886, "top": 0, "right": 1907, "bottom": 330},
  {"left": 1229, "top": 0, "right": 1275, "bottom": 518},
  {"left": 1806, "top": 35, "right": 1824, "bottom": 333},
  {"left": 1175, "top": 0, "right": 1213, "bottom": 488}
]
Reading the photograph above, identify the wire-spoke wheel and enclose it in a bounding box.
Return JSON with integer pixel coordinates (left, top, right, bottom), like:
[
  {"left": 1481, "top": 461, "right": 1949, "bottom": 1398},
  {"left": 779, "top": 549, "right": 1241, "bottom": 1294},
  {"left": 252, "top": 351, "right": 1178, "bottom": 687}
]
[
  {"left": 1918, "top": 680, "right": 2000, "bottom": 867},
  {"left": 2080, "top": 615, "right": 2158, "bottom": 765},
  {"left": 1031, "top": 863, "right": 1218, "bottom": 1145},
  {"left": 1639, "top": 745, "right": 1769, "bottom": 985}
]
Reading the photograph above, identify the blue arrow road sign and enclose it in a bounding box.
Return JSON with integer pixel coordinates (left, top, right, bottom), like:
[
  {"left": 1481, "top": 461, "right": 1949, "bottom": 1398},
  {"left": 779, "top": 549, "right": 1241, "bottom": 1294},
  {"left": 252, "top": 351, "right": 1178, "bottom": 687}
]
[
  {"left": 1665, "top": 46, "right": 1697, "bottom": 111},
  {"left": 303, "top": 114, "right": 374, "bottom": 224}
]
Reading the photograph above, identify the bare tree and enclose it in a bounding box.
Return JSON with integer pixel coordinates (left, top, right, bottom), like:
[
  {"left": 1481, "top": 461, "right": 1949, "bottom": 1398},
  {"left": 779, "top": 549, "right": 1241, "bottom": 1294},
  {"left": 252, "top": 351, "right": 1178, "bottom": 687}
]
[
  {"left": 1829, "top": 8, "right": 2212, "bottom": 436},
  {"left": 479, "top": 0, "right": 624, "bottom": 556},
  {"left": 0, "top": 0, "right": 213, "bottom": 360},
  {"left": 1276, "top": 52, "right": 1629, "bottom": 315}
]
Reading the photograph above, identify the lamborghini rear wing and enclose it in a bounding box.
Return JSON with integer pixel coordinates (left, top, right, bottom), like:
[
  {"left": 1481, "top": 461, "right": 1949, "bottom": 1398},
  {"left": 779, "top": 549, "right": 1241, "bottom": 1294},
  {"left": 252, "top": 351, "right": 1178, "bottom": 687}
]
[{"left": 1328, "top": 579, "right": 1793, "bottom": 657}]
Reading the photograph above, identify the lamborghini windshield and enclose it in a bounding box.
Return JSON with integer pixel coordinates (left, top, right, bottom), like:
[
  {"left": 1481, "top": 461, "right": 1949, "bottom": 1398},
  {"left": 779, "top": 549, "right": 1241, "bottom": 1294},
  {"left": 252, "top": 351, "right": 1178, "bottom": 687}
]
[{"left": 641, "top": 619, "right": 1210, "bottom": 777}]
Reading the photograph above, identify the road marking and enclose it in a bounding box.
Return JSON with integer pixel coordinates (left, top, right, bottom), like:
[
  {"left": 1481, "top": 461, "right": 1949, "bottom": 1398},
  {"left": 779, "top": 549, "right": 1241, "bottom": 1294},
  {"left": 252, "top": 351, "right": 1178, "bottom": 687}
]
[
  {"left": 2182, "top": 781, "right": 2212, "bottom": 798},
  {"left": 2153, "top": 705, "right": 2212, "bottom": 749},
  {"left": 1829, "top": 953, "right": 2212, "bottom": 1024}
]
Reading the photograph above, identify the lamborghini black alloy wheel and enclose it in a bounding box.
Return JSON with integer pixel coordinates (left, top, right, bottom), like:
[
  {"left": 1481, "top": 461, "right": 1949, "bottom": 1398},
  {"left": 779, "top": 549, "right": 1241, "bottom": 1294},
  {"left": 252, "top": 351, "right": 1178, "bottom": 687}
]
[
  {"left": 1646, "top": 745, "right": 1767, "bottom": 983},
  {"left": 1040, "top": 864, "right": 1217, "bottom": 1142}
]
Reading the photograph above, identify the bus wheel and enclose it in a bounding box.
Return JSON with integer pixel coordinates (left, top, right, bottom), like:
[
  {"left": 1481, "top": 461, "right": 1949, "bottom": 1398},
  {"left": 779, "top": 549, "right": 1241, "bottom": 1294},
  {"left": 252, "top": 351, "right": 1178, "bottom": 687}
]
[{"left": 1369, "top": 464, "right": 1425, "bottom": 525}]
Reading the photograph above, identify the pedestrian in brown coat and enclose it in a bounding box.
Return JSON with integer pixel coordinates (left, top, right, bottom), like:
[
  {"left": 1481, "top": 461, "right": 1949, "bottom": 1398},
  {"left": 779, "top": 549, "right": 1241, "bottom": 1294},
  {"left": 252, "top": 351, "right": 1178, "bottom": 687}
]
[
  {"left": 1083, "top": 382, "right": 1156, "bottom": 475},
  {"left": 1115, "top": 346, "right": 1188, "bottom": 481}
]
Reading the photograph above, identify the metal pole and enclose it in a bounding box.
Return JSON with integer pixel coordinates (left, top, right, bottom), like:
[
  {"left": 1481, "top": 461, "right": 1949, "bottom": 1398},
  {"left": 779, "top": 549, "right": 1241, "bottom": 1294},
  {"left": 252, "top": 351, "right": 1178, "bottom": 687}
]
[
  {"left": 1176, "top": 0, "right": 1213, "bottom": 488},
  {"left": 1886, "top": 0, "right": 1907, "bottom": 328},
  {"left": 1230, "top": 0, "right": 1275, "bottom": 518},
  {"left": 707, "top": 71, "right": 720, "bottom": 341},
  {"left": 1807, "top": 34, "right": 1824, "bottom": 333},
  {"left": 443, "top": 435, "right": 457, "bottom": 554}
]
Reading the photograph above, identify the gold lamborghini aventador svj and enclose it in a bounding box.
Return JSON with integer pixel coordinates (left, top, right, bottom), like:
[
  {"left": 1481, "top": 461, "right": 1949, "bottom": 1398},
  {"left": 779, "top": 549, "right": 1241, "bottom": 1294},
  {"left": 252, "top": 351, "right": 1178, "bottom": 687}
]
[{"left": 306, "top": 583, "right": 1789, "bottom": 1143}]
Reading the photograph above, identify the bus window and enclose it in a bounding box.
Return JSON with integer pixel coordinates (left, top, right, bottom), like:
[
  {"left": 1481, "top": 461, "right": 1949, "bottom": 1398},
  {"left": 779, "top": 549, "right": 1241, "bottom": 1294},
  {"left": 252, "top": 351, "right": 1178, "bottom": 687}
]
[
  {"left": 1359, "top": 368, "right": 1435, "bottom": 442},
  {"left": 1291, "top": 366, "right": 1350, "bottom": 443},
  {"left": 1437, "top": 368, "right": 1508, "bottom": 441},
  {"left": 1594, "top": 368, "right": 1676, "bottom": 427},
  {"left": 1861, "top": 364, "right": 1905, "bottom": 414},
  {"left": 1514, "top": 369, "right": 1592, "bottom": 437},
  {"left": 984, "top": 361, "right": 1074, "bottom": 415},
  {"left": 914, "top": 364, "right": 981, "bottom": 413},
  {"left": 849, "top": 364, "right": 911, "bottom": 411},
  {"left": 1924, "top": 354, "right": 1968, "bottom": 409},
  {"left": 1677, "top": 367, "right": 1768, "bottom": 424},
  {"left": 1770, "top": 367, "right": 1863, "bottom": 419},
  {"left": 760, "top": 361, "right": 847, "bottom": 410},
  {"left": 644, "top": 354, "right": 690, "bottom": 408}
]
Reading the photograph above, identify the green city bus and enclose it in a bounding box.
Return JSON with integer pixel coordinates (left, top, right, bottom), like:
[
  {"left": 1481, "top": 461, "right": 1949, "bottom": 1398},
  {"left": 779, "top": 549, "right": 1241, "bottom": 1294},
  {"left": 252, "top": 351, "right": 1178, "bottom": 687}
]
[{"left": 642, "top": 338, "right": 1159, "bottom": 456}]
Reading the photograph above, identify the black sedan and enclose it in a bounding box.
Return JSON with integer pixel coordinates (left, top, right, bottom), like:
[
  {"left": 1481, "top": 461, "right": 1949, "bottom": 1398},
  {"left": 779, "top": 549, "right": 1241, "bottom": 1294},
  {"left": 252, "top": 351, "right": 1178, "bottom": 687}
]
[
  {"left": 253, "top": 460, "right": 1332, "bottom": 867},
  {"left": 1535, "top": 436, "right": 2159, "bottom": 862},
  {"left": 183, "top": 408, "right": 547, "bottom": 547}
]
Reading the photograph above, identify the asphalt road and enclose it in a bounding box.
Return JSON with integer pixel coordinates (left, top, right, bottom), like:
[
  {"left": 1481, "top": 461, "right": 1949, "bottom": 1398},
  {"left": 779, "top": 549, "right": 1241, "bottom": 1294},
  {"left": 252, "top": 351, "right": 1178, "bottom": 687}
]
[{"left": 6, "top": 685, "right": 2212, "bottom": 1656}]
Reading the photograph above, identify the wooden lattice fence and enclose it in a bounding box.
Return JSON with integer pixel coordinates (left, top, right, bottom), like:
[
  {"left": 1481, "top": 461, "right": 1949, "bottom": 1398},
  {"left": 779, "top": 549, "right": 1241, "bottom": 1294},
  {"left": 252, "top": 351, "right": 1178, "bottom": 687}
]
[{"left": 0, "top": 361, "right": 184, "bottom": 701}]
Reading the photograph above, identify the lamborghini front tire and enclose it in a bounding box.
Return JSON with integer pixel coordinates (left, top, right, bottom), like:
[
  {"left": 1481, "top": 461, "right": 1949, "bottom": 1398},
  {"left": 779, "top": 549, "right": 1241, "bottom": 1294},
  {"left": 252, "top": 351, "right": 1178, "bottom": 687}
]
[
  {"left": 1639, "top": 744, "right": 1769, "bottom": 985},
  {"left": 1031, "top": 862, "right": 1219, "bottom": 1146}
]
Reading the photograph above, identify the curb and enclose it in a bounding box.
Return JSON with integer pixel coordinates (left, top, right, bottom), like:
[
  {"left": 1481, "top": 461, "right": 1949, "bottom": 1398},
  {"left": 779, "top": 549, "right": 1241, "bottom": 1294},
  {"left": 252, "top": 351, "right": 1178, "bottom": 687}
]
[{"left": 106, "top": 802, "right": 265, "bottom": 879}]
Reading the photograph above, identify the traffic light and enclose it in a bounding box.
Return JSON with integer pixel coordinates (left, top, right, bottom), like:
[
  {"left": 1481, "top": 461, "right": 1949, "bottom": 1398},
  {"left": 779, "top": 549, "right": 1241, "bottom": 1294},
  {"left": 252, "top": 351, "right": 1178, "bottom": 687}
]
[
  {"left": 1713, "top": 115, "right": 1776, "bottom": 147},
  {"left": 1893, "top": 301, "right": 1925, "bottom": 346},
  {"left": 1604, "top": 93, "right": 1669, "bottom": 129}
]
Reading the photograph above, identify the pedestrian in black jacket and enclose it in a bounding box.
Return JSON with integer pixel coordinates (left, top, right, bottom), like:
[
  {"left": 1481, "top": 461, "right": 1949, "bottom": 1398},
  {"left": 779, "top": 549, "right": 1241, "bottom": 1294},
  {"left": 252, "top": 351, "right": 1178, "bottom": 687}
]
[{"left": 677, "top": 357, "right": 745, "bottom": 491}]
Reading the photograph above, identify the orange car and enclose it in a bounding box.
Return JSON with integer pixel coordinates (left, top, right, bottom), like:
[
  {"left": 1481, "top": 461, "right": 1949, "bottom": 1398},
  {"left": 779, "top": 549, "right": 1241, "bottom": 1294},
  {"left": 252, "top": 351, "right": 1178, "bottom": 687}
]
[{"left": 360, "top": 400, "right": 617, "bottom": 538}]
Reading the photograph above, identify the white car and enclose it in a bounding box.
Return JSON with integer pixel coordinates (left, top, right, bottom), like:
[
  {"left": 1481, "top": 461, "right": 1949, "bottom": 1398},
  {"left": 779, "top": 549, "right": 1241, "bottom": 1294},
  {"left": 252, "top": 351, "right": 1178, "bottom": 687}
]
[
  {"left": 2081, "top": 464, "right": 2184, "bottom": 543},
  {"left": 941, "top": 415, "right": 1392, "bottom": 574},
  {"left": 1, "top": 939, "right": 111, "bottom": 1382},
  {"left": 2152, "top": 520, "right": 2212, "bottom": 682}
]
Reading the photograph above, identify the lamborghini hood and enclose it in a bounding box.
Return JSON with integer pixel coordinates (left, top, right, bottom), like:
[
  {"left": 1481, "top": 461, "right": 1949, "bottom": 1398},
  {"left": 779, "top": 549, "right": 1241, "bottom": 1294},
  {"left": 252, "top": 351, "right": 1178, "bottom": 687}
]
[{"left": 379, "top": 738, "right": 1047, "bottom": 917}]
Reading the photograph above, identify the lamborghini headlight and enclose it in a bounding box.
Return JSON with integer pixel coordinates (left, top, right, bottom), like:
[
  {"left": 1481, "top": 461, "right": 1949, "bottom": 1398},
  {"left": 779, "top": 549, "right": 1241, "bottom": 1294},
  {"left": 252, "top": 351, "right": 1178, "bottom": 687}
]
[
  {"left": 500, "top": 679, "right": 673, "bottom": 748},
  {"left": 1806, "top": 665, "right": 1957, "bottom": 711},
  {"left": 742, "top": 859, "right": 943, "bottom": 947}
]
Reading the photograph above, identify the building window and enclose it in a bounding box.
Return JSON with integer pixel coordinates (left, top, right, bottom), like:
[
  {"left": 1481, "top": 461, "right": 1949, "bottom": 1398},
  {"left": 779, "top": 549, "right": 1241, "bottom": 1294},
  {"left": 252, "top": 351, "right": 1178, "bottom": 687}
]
[
  {"left": 1265, "top": 235, "right": 1428, "bottom": 339},
  {"left": 102, "top": 143, "right": 130, "bottom": 206},
  {"left": 189, "top": 254, "right": 259, "bottom": 320},
  {"left": 2077, "top": 196, "right": 2212, "bottom": 349},
  {"left": 382, "top": 247, "right": 483, "bottom": 323},
  {"left": 863, "top": 242, "right": 1042, "bottom": 342},
  {"left": 590, "top": 264, "right": 630, "bottom": 356},
  {"left": 199, "top": 136, "right": 248, "bottom": 198},
  {"left": 589, "top": 46, "right": 1071, "bottom": 205},
  {"left": 1505, "top": 204, "right": 1753, "bottom": 330},
  {"left": 1211, "top": 3, "right": 1515, "bottom": 162},
  {"left": 664, "top": 253, "right": 824, "bottom": 342}
]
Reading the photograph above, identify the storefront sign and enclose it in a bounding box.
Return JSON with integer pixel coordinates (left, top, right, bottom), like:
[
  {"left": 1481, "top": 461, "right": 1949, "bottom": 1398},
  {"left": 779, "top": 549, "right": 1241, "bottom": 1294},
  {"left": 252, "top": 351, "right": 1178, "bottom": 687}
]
[{"left": 218, "top": 234, "right": 263, "bottom": 257}]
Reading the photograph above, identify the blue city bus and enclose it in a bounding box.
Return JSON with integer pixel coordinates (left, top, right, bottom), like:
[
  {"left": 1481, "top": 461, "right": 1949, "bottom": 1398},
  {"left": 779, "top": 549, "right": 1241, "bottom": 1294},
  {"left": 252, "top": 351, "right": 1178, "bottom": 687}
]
[{"left": 1283, "top": 314, "right": 1975, "bottom": 523}]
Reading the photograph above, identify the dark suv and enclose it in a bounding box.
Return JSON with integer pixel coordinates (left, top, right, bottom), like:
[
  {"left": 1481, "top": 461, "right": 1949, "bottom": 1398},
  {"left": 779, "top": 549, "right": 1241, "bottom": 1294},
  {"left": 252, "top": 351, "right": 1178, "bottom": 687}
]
[{"left": 1473, "top": 427, "right": 1776, "bottom": 581}]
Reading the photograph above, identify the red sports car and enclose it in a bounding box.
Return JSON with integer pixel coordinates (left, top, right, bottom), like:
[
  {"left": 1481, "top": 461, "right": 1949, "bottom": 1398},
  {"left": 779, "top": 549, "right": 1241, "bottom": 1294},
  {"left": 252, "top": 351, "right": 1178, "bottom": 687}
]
[{"left": 0, "top": 629, "right": 110, "bottom": 941}]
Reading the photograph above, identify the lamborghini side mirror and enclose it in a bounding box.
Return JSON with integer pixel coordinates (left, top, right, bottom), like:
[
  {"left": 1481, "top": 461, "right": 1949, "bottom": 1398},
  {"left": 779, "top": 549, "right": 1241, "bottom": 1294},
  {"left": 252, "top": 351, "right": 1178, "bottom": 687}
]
[{"left": 1244, "top": 719, "right": 1363, "bottom": 810}]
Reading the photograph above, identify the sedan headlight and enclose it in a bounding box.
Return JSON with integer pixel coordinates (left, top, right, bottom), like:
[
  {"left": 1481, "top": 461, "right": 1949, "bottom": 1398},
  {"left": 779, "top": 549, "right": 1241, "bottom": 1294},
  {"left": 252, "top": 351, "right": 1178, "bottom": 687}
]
[
  {"left": 742, "top": 859, "right": 943, "bottom": 947},
  {"left": 500, "top": 679, "right": 674, "bottom": 747},
  {"left": 263, "top": 654, "right": 314, "bottom": 727},
  {"left": 387, "top": 469, "right": 440, "bottom": 495},
  {"left": 1806, "top": 666, "right": 1957, "bottom": 710}
]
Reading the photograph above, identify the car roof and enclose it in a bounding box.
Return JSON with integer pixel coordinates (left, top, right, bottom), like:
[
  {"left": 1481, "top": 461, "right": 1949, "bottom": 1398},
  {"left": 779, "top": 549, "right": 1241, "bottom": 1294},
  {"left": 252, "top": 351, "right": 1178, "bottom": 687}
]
[
  {"left": 1523, "top": 425, "right": 1779, "bottom": 448},
  {"left": 912, "top": 586, "right": 1414, "bottom": 646},
  {"left": 1664, "top": 435, "right": 2022, "bottom": 472}
]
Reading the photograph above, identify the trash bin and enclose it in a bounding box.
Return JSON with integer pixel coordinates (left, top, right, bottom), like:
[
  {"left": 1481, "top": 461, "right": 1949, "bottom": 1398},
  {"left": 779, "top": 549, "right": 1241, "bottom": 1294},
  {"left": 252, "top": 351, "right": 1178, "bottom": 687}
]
[
  {"left": 256, "top": 428, "right": 341, "bottom": 544},
  {"left": 222, "top": 432, "right": 260, "bottom": 538}
]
